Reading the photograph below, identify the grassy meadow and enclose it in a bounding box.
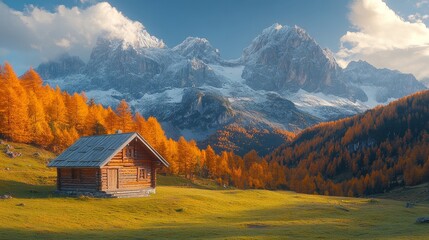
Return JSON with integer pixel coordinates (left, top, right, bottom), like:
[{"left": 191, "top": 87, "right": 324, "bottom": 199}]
[{"left": 0, "top": 142, "right": 429, "bottom": 239}]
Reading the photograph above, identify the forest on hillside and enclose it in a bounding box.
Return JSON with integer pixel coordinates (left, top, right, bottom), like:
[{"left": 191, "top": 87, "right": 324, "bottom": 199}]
[
  {"left": 1, "top": 62, "right": 428, "bottom": 196},
  {"left": 267, "top": 91, "right": 429, "bottom": 196},
  {"left": 0, "top": 63, "right": 281, "bottom": 189}
]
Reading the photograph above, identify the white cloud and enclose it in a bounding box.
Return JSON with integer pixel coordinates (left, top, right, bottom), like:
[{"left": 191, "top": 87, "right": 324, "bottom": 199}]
[
  {"left": 55, "top": 38, "right": 71, "bottom": 48},
  {"left": 416, "top": 0, "right": 429, "bottom": 8},
  {"left": 408, "top": 13, "right": 429, "bottom": 23},
  {"left": 0, "top": 1, "right": 163, "bottom": 72},
  {"left": 337, "top": 0, "right": 429, "bottom": 80}
]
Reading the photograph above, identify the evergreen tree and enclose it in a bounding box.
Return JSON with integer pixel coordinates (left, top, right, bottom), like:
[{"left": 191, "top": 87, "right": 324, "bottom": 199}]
[{"left": 115, "top": 99, "right": 134, "bottom": 132}]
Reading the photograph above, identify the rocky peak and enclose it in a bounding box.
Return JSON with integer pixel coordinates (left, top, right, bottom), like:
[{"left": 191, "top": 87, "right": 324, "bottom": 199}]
[
  {"left": 242, "top": 24, "right": 315, "bottom": 63},
  {"left": 36, "top": 53, "right": 85, "bottom": 79},
  {"left": 173, "top": 37, "right": 221, "bottom": 63},
  {"left": 344, "top": 60, "right": 377, "bottom": 72},
  {"left": 342, "top": 60, "right": 426, "bottom": 102},
  {"left": 240, "top": 23, "right": 364, "bottom": 100}
]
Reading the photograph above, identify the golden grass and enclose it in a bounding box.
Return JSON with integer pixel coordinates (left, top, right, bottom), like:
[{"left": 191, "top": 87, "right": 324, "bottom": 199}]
[{"left": 0, "top": 142, "right": 428, "bottom": 239}]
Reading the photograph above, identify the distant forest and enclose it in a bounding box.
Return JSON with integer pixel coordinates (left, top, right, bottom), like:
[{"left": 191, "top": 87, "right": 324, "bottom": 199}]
[
  {"left": 267, "top": 90, "right": 429, "bottom": 196},
  {"left": 1, "top": 62, "right": 428, "bottom": 196}
]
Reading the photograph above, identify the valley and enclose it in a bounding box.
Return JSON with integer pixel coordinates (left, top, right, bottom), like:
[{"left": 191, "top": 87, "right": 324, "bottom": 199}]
[
  {"left": 1, "top": 1, "right": 429, "bottom": 239},
  {"left": 0, "top": 142, "right": 428, "bottom": 240}
]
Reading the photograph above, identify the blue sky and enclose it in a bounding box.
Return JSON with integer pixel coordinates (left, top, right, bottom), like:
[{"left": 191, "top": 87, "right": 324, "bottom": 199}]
[
  {"left": 2, "top": 0, "right": 351, "bottom": 59},
  {"left": 92, "top": 0, "right": 351, "bottom": 57},
  {"left": 1, "top": 0, "right": 429, "bottom": 79}
]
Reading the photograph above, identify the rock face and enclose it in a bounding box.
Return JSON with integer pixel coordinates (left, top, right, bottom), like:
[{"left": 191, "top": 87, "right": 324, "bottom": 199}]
[
  {"left": 36, "top": 23, "right": 427, "bottom": 154},
  {"left": 36, "top": 54, "right": 85, "bottom": 79},
  {"left": 84, "top": 37, "right": 165, "bottom": 94},
  {"left": 73, "top": 37, "right": 223, "bottom": 95},
  {"left": 242, "top": 24, "right": 366, "bottom": 101},
  {"left": 167, "top": 89, "right": 234, "bottom": 130},
  {"left": 342, "top": 60, "right": 426, "bottom": 102},
  {"left": 172, "top": 37, "right": 221, "bottom": 64}
]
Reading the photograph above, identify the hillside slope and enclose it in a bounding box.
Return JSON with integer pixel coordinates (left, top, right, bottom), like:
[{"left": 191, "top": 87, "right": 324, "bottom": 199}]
[
  {"left": 267, "top": 90, "right": 429, "bottom": 196},
  {"left": 37, "top": 23, "right": 426, "bottom": 155},
  {"left": 0, "top": 142, "right": 428, "bottom": 239}
]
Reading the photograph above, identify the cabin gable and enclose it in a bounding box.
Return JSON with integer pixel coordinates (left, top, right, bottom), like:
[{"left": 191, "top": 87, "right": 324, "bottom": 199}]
[
  {"left": 101, "top": 140, "right": 159, "bottom": 191},
  {"left": 49, "top": 132, "right": 168, "bottom": 198}
]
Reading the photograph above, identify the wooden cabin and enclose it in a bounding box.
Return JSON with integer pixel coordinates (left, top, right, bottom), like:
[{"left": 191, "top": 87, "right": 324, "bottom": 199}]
[{"left": 48, "top": 132, "right": 169, "bottom": 198}]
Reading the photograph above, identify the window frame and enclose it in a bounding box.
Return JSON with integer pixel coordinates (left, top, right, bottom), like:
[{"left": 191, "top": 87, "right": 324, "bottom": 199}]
[
  {"left": 138, "top": 167, "right": 147, "bottom": 180},
  {"left": 126, "top": 146, "right": 135, "bottom": 158}
]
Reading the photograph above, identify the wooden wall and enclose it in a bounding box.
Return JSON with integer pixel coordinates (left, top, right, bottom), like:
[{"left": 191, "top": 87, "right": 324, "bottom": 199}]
[
  {"left": 57, "top": 168, "right": 99, "bottom": 192},
  {"left": 56, "top": 139, "right": 162, "bottom": 193},
  {"left": 101, "top": 140, "right": 158, "bottom": 191}
]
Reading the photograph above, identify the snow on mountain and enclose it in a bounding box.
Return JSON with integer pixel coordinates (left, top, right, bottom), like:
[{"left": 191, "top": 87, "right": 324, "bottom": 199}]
[
  {"left": 44, "top": 73, "right": 89, "bottom": 92},
  {"left": 85, "top": 88, "right": 123, "bottom": 107},
  {"left": 120, "top": 27, "right": 166, "bottom": 50},
  {"left": 422, "top": 78, "right": 429, "bottom": 88},
  {"left": 36, "top": 23, "right": 427, "bottom": 154},
  {"left": 172, "top": 37, "right": 221, "bottom": 63},
  {"left": 241, "top": 23, "right": 366, "bottom": 102},
  {"left": 343, "top": 60, "right": 426, "bottom": 102}
]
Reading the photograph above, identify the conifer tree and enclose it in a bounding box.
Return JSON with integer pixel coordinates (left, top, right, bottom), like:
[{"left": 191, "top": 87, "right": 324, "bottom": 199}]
[
  {"left": 115, "top": 99, "right": 134, "bottom": 132},
  {"left": 20, "top": 68, "right": 43, "bottom": 94},
  {"left": 46, "top": 86, "right": 67, "bottom": 126},
  {"left": 0, "top": 63, "right": 30, "bottom": 142},
  {"left": 205, "top": 145, "right": 217, "bottom": 178},
  {"left": 28, "top": 91, "right": 53, "bottom": 146}
]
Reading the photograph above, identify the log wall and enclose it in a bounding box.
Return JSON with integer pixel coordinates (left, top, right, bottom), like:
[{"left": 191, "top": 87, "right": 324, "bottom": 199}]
[
  {"left": 101, "top": 141, "right": 157, "bottom": 191},
  {"left": 58, "top": 168, "right": 99, "bottom": 192}
]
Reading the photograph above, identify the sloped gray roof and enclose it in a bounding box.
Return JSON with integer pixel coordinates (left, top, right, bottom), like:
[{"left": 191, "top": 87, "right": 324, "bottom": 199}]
[{"left": 48, "top": 132, "right": 169, "bottom": 168}]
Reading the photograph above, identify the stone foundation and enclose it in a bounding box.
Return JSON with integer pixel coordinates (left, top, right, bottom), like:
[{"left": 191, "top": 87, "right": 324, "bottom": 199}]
[{"left": 55, "top": 188, "right": 156, "bottom": 198}]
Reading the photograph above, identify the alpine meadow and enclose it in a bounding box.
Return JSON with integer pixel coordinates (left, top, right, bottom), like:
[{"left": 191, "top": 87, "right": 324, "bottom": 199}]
[{"left": 1, "top": 0, "right": 429, "bottom": 239}]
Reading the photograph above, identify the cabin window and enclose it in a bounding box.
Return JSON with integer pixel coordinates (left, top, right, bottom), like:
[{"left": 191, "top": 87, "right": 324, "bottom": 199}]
[
  {"left": 126, "top": 146, "right": 135, "bottom": 158},
  {"left": 71, "top": 169, "right": 80, "bottom": 181},
  {"left": 138, "top": 168, "right": 147, "bottom": 180}
]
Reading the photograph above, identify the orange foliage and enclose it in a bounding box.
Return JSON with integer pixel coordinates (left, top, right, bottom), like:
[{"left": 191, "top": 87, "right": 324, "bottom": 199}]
[
  {"left": 0, "top": 63, "right": 287, "bottom": 189},
  {"left": 267, "top": 90, "right": 429, "bottom": 196},
  {"left": 2, "top": 62, "right": 427, "bottom": 197}
]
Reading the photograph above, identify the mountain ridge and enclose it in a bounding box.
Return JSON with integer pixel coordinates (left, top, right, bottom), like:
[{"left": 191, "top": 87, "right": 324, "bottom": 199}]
[
  {"left": 266, "top": 90, "right": 429, "bottom": 196},
  {"left": 36, "top": 23, "right": 427, "bottom": 155}
]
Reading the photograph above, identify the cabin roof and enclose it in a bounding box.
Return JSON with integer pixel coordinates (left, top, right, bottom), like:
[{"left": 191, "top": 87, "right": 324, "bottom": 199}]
[{"left": 47, "top": 132, "right": 169, "bottom": 168}]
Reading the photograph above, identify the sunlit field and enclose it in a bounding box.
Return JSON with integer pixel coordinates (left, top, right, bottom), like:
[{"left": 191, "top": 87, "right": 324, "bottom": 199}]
[{"left": 0, "top": 143, "right": 428, "bottom": 240}]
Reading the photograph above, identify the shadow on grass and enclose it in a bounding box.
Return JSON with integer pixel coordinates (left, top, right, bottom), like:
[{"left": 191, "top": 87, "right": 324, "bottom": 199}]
[
  {"left": 1, "top": 221, "right": 429, "bottom": 240},
  {"left": 0, "top": 180, "right": 56, "bottom": 198},
  {"left": 1, "top": 186, "right": 429, "bottom": 239},
  {"left": 157, "top": 175, "right": 223, "bottom": 190}
]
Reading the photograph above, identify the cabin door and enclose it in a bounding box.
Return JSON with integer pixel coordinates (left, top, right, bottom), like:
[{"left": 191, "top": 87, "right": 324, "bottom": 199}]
[{"left": 107, "top": 169, "right": 119, "bottom": 190}]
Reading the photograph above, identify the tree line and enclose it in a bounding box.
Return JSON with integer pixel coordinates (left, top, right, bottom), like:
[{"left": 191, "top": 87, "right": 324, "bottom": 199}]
[
  {"left": 267, "top": 90, "right": 429, "bottom": 196},
  {"left": 2, "top": 62, "right": 428, "bottom": 197},
  {"left": 0, "top": 63, "right": 281, "bottom": 189}
]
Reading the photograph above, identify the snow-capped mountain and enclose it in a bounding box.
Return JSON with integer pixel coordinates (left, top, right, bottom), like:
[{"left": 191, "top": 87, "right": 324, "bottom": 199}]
[
  {"left": 342, "top": 60, "right": 426, "bottom": 103},
  {"left": 423, "top": 78, "right": 429, "bottom": 88},
  {"left": 37, "top": 24, "right": 427, "bottom": 155},
  {"left": 172, "top": 37, "right": 221, "bottom": 64},
  {"left": 37, "top": 53, "right": 85, "bottom": 79},
  {"left": 242, "top": 24, "right": 366, "bottom": 101}
]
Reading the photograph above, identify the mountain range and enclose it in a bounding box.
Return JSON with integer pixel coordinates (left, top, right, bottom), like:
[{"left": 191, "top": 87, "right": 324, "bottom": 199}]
[{"left": 36, "top": 23, "right": 427, "bottom": 155}]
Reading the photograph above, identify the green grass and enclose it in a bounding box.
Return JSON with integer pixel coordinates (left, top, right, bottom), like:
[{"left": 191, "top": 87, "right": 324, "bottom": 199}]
[{"left": 1, "top": 142, "right": 429, "bottom": 239}]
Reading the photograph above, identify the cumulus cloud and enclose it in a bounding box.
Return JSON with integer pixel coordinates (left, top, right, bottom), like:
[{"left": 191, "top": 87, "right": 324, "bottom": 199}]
[
  {"left": 337, "top": 0, "right": 429, "bottom": 80},
  {"left": 408, "top": 13, "right": 429, "bottom": 23},
  {"left": 0, "top": 1, "right": 163, "bottom": 72}
]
